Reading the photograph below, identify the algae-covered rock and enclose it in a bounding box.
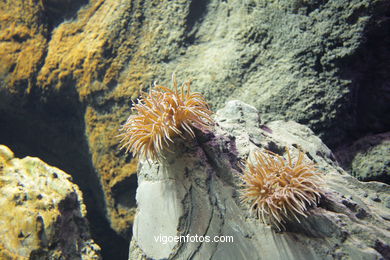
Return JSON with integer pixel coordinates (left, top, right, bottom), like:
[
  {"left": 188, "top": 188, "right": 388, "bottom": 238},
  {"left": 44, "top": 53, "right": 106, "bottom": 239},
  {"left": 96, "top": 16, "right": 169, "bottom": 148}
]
[
  {"left": 129, "top": 101, "right": 390, "bottom": 260},
  {"left": 335, "top": 133, "right": 390, "bottom": 184},
  {"left": 0, "top": 145, "right": 101, "bottom": 259}
]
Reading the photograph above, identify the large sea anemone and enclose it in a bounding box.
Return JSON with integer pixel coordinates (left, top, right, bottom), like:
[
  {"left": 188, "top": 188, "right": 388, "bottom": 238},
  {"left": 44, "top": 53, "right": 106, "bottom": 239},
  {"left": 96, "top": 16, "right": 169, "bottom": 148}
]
[
  {"left": 240, "top": 148, "right": 324, "bottom": 230},
  {"left": 119, "top": 76, "right": 214, "bottom": 161}
]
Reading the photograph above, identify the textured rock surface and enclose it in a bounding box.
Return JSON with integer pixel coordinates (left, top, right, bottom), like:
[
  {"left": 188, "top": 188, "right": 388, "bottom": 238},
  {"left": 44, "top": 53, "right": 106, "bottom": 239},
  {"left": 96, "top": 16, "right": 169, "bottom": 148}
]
[
  {"left": 130, "top": 100, "right": 390, "bottom": 260},
  {"left": 1, "top": 0, "right": 389, "bottom": 250},
  {"left": 335, "top": 133, "right": 390, "bottom": 184},
  {"left": 0, "top": 145, "right": 101, "bottom": 259}
]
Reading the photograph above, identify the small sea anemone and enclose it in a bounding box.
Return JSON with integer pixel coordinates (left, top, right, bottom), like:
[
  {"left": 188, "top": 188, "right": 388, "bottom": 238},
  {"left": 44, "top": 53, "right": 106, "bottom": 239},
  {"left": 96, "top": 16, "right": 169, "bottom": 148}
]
[
  {"left": 118, "top": 76, "right": 214, "bottom": 161},
  {"left": 240, "top": 148, "right": 324, "bottom": 230}
]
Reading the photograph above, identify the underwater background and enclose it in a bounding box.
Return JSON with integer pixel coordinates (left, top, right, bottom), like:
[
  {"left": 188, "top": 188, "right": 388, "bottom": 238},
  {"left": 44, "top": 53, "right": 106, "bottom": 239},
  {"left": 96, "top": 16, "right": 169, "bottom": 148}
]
[{"left": 0, "top": 0, "right": 389, "bottom": 259}]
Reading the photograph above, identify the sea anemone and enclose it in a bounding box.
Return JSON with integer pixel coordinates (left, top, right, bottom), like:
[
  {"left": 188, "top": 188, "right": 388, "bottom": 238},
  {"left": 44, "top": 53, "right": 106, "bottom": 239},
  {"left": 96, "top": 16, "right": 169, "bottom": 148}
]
[
  {"left": 118, "top": 76, "right": 214, "bottom": 161},
  {"left": 240, "top": 148, "right": 324, "bottom": 230}
]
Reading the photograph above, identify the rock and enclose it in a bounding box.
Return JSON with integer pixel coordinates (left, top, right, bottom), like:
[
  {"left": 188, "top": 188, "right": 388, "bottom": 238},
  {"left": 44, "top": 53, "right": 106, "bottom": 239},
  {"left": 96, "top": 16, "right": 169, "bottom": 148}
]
[
  {"left": 179, "top": 0, "right": 390, "bottom": 148},
  {"left": 130, "top": 100, "right": 390, "bottom": 260},
  {"left": 1, "top": 0, "right": 389, "bottom": 247},
  {"left": 0, "top": 145, "right": 101, "bottom": 259},
  {"left": 335, "top": 133, "right": 390, "bottom": 184}
]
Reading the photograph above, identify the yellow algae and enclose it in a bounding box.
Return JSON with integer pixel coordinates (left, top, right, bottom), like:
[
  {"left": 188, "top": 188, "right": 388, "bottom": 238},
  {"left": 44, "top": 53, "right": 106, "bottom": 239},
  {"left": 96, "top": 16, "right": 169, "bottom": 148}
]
[
  {"left": 109, "top": 207, "right": 136, "bottom": 236},
  {"left": 85, "top": 106, "right": 138, "bottom": 185},
  {"left": 0, "top": 145, "right": 89, "bottom": 258},
  {"left": 0, "top": 145, "right": 14, "bottom": 162},
  {"left": 0, "top": 1, "right": 45, "bottom": 28},
  {"left": 36, "top": 0, "right": 160, "bottom": 102},
  {"left": 108, "top": 161, "right": 139, "bottom": 189},
  {"left": 37, "top": 0, "right": 126, "bottom": 98},
  {"left": 85, "top": 105, "right": 140, "bottom": 232},
  {"left": 0, "top": 247, "right": 28, "bottom": 260},
  {"left": 0, "top": 2, "right": 47, "bottom": 91},
  {"left": 77, "top": 1, "right": 174, "bottom": 232},
  {"left": 0, "top": 145, "right": 14, "bottom": 177},
  {"left": 0, "top": 23, "right": 47, "bottom": 90}
]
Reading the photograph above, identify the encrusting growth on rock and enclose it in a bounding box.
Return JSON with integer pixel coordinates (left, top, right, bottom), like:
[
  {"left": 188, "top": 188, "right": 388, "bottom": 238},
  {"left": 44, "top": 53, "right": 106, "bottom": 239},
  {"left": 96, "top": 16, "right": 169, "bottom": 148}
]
[
  {"left": 118, "top": 75, "right": 214, "bottom": 161},
  {"left": 240, "top": 148, "right": 325, "bottom": 230}
]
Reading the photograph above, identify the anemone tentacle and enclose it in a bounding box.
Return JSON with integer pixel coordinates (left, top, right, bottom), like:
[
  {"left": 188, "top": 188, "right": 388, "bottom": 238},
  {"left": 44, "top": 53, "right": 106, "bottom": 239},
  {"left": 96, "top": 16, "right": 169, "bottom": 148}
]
[
  {"left": 119, "top": 77, "right": 213, "bottom": 161},
  {"left": 240, "top": 148, "right": 324, "bottom": 230}
]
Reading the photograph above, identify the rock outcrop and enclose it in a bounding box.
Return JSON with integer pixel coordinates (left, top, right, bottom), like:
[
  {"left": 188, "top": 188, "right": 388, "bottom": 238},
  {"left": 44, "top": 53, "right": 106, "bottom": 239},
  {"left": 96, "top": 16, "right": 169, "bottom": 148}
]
[
  {"left": 0, "top": 145, "right": 101, "bottom": 259},
  {"left": 335, "top": 133, "right": 390, "bottom": 184},
  {"left": 130, "top": 100, "right": 390, "bottom": 260}
]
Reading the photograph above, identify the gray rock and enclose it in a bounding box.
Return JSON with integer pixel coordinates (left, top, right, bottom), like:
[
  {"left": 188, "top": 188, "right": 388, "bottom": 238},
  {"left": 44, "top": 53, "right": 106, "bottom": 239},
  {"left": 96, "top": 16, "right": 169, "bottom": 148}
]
[
  {"left": 166, "top": 0, "right": 390, "bottom": 148},
  {"left": 129, "top": 100, "right": 390, "bottom": 260},
  {"left": 335, "top": 133, "right": 390, "bottom": 183}
]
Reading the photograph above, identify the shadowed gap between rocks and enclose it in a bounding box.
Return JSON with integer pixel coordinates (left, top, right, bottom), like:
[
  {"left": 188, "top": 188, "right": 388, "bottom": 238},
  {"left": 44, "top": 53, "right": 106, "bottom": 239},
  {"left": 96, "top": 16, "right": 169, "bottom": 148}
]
[
  {"left": 331, "top": 4, "right": 390, "bottom": 184},
  {"left": 332, "top": 3, "right": 390, "bottom": 148},
  {"left": 42, "top": 0, "right": 90, "bottom": 31},
  {"left": 0, "top": 86, "right": 129, "bottom": 260},
  {"left": 184, "top": 0, "right": 209, "bottom": 45}
]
